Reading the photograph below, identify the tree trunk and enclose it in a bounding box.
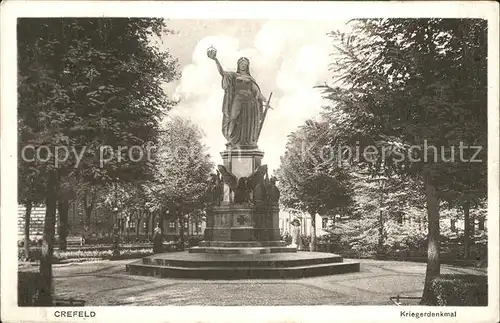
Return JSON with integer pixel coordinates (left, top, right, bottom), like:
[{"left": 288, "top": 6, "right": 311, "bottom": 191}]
[
  {"left": 179, "top": 218, "right": 185, "bottom": 250},
  {"left": 378, "top": 179, "right": 386, "bottom": 255},
  {"left": 150, "top": 212, "right": 156, "bottom": 238},
  {"left": 23, "top": 200, "right": 33, "bottom": 261},
  {"left": 82, "top": 187, "right": 96, "bottom": 233},
  {"left": 420, "top": 173, "right": 441, "bottom": 305},
  {"left": 38, "top": 171, "right": 59, "bottom": 306},
  {"left": 126, "top": 215, "right": 130, "bottom": 238},
  {"left": 145, "top": 212, "right": 150, "bottom": 236},
  {"left": 162, "top": 209, "right": 169, "bottom": 231},
  {"left": 136, "top": 219, "right": 141, "bottom": 236},
  {"left": 178, "top": 209, "right": 185, "bottom": 251},
  {"left": 478, "top": 218, "right": 485, "bottom": 231},
  {"left": 57, "top": 198, "right": 69, "bottom": 251},
  {"left": 310, "top": 214, "right": 316, "bottom": 252},
  {"left": 463, "top": 202, "right": 471, "bottom": 259},
  {"left": 378, "top": 210, "right": 385, "bottom": 255}
]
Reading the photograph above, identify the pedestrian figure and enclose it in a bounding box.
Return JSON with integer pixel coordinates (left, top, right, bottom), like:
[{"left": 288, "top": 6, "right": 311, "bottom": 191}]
[
  {"left": 112, "top": 226, "right": 120, "bottom": 258},
  {"left": 152, "top": 224, "right": 164, "bottom": 254},
  {"left": 290, "top": 218, "right": 303, "bottom": 250}
]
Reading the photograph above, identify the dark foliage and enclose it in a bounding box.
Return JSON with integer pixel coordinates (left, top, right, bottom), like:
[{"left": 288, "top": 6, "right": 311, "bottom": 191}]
[{"left": 425, "top": 274, "right": 488, "bottom": 306}]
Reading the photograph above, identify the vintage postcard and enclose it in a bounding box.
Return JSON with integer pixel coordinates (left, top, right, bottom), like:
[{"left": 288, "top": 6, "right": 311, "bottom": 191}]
[{"left": 1, "top": 1, "right": 499, "bottom": 323}]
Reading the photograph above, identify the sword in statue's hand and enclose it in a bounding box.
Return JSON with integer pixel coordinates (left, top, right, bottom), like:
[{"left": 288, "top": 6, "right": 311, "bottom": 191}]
[{"left": 257, "top": 92, "right": 273, "bottom": 141}]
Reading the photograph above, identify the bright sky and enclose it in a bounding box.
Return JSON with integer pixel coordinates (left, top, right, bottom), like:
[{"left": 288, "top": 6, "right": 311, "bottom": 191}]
[{"left": 160, "top": 19, "right": 349, "bottom": 173}]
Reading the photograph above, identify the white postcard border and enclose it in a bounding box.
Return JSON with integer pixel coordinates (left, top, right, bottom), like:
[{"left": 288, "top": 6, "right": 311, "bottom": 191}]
[{"left": 1, "top": 1, "right": 499, "bottom": 323}]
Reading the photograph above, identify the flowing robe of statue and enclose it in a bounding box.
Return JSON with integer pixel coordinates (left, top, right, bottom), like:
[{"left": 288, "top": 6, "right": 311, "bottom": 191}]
[{"left": 221, "top": 71, "right": 264, "bottom": 148}]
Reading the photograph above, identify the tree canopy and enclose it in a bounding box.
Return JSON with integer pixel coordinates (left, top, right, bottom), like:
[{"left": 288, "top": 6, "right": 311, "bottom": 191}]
[
  {"left": 318, "top": 18, "right": 487, "bottom": 303},
  {"left": 17, "top": 18, "right": 180, "bottom": 305},
  {"left": 145, "top": 116, "right": 214, "bottom": 214},
  {"left": 277, "top": 18, "right": 487, "bottom": 303},
  {"left": 276, "top": 119, "right": 356, "bottom": 251}
]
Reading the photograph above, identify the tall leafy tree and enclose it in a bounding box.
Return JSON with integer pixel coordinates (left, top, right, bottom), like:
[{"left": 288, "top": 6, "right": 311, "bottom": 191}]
[
  {"left": 319, "top": 18, "right": 487, "bottom": 303},
  {"left": 333, "top": 169, "right": 426, "bottom": 255},
  {"left": 277, "top": 120, "right": 355, "bottom": 251},
  {"left": 17, "top": 149, "right": 46, "bottom": 259},
  {"left": 145, "top": 116, "right": 214, "bottom": 249},
  {"left": 98, "top": 181, "right": 152, "bottom": 236},
  {"left": 17, "top": 18, "right": 179, "bottom": 305}
]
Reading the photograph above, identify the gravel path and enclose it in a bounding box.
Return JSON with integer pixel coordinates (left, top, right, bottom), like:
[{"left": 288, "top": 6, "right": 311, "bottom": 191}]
[{"left": 20, "top": 258, "right": 486, "bottom": 306}]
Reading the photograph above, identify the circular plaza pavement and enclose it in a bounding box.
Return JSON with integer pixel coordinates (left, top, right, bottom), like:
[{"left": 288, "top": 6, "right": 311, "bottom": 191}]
[{"left": 18, "top": 258, "right": 487, "bottom": 306}]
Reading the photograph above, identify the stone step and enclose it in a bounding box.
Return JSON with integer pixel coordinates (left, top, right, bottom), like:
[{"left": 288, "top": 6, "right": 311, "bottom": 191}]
[
  {"left": 126, "top": 261, "right": 360, "bottom": 279},
  {"left": 142, "top": 253, "right": 343, "bottom": 268},
  {"left": 189, "top": 246, "right": 296, "bottom": 255},
  {"left": 198, "top": 240, "right": 288, "bottom": 248}
]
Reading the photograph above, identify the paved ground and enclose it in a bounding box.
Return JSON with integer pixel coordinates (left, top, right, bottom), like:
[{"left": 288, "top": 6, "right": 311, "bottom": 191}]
[{"left": 20, "top": 258, "right": 487, "bottom": 306}]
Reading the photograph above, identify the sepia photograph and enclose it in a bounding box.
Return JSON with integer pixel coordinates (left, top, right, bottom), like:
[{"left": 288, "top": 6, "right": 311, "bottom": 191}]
[{"left": 1, "top": 1, "right": 499, "bottom": 323}]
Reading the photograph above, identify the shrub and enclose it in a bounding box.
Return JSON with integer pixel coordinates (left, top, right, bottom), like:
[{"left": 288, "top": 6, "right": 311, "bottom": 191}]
[
  {"left": 18, "top": 247, "right": 43, "bottom": 261},
  {"left": 80, "top": 235, "right": 152, "bottom": 245},
  {"left": 54, "top": 248, "right": 153, "bottom": 261},
  {"left": 280, "top": 232, "right": 292, "bottom": 245},
  {"left": 317, "top": 233, "right": 341, "bottom": 243},
  {"left": 18, "top": 271, "right": 44, "bottom": 306},
  {"left": 17, "top": 238, "right": 45, "bottom": 247},
  {"left": 118, "top": 248, "right": 153, "bottom": 259},
  {"left": 54, "top": 249, "right": 113, "bottom": 261},
  {"left": 300, "top": 235, "right": 311, "bottom": 248},
  {"left": 426, "top": 274, "right": 488, "bottom": 306},
  {"left": 84, "top": 236, "right": 114, "bottom": 245},
  {"left": 188, "top": 235, "right": 204, "bottom": 247},
  {"left": 18, "top": 247, "right": 154, "bottom": 262},
  {"left": 120, "top": 235, "right": 152, "bottom": 244}
]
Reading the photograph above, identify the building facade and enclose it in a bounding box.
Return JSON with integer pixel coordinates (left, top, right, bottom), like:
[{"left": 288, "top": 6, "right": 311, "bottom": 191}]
[
  {"left": 278, "top": 210, "right": 487, "bottom": 239},
  {"left": 17, "top": 204, "right": 206, "bottom": 241},
  {"left": 278, "top": 211, "right": 329, "bottom": 237}
]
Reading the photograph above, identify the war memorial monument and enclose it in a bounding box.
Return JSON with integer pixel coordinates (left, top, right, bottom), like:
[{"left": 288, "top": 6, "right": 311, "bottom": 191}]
[{"left": 126, "top": 46, "right": 360, "bottom": 279}]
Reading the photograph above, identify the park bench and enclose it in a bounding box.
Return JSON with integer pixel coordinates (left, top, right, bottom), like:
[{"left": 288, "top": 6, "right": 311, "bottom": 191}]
[
  {"left": 66, "top": 236, "right": 84, "bottom": 246},
  {"left": 390, "top": 295, "right": 422, "bottom": 306},
  {"left": 53, "top": 298, "right": 86, "bottom": 306}
]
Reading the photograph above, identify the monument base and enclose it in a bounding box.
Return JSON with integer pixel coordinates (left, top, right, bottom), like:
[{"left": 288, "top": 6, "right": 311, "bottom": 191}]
[
  {"left": 126, "top": 251, "right": 361, "bottom": 279},
  {"left": 204, "top": 203, "right": 280, "bottom": 242},
  {"left": 125, "top": 146, "right": 360, "bottom": 279}
]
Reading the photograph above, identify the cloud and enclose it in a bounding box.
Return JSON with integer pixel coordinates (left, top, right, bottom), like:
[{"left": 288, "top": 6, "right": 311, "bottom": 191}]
[{"left": 170, "top": 20, "right": 347, "bottom": 173}]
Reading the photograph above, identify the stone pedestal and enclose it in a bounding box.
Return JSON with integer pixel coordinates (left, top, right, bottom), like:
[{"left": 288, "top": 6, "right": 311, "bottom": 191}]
[
  {"left": 125, "top": 55, "right": 361, "bottom": 279},
  {"left": 219, "top": 149, "right": 264, "bottom": 202},
  {"left": 203, "top": 204, "right": 281, "bottom": 242},
  {"left": 193, "top": 147, "right": 292, "bottom": 254}
]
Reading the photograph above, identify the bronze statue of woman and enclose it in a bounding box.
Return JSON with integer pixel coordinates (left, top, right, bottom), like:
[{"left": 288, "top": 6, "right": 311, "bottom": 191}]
[{"left": 207, "top": 47, "right": 270, "bottom": 149}]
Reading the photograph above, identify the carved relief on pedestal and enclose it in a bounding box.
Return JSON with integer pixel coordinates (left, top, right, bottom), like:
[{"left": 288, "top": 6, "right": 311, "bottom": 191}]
[
  {"left": 236, "top": 214, "right": 248, "bottom": 226},
  {"left": 222, "top": 214, "right": 231, "bottom": 226},
  {"left": 217, "top": 164, "right": 268, "bottom": 204}
]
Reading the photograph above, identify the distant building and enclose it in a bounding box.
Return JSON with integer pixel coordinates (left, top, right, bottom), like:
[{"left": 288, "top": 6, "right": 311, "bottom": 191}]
[
  {"left": 278, "top": 211, "right": 330, "bottom": 237},
  {"left": 19, "top": 204, "right": 486, "bottom": 242},
  {"left": 278, "top": 209, "right": 487, "bottom": 238},
  {"left": 17, "top": 206, "right": 60, "bottom": 240},
  {"left": 17, "top": 204, "right": 206, "bottom": 241}
]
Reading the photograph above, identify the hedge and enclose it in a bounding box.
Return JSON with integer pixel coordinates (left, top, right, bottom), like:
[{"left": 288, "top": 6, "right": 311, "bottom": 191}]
[
  {"left": 18, "top": 248, "right": 154, "bottom": 263},
  {"left": 426, "top": 274, "right": 488, "bottom": 306},
  {"left": 18, "top": 271, "right": 44, "bottom": 306}
]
